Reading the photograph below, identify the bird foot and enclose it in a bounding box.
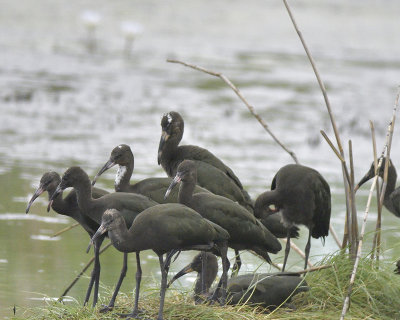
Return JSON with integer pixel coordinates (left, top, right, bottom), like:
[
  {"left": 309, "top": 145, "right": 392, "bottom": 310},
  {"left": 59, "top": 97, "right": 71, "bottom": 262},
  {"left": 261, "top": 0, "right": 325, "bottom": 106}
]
[
  {"left": 117, "top": 309, "right": 145, "bottom": 319},
  {"left": 99, "top": 304, "right": 114, "bottom": 313}
]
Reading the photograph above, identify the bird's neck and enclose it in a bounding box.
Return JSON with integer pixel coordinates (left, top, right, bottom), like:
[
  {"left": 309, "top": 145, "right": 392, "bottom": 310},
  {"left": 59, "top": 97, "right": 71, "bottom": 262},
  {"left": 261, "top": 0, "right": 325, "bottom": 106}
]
[
  {"left": 382, "top": 166, "right": 397, "bottom": 213},
  {"left": 254, "top": 190, "right": 280, "bottom": 218},
  {"left": 160, "top": 140, "right": 179, "bottom": 176},
  {"left": 47, "top": 188, "right": 69, "bottom": 216},
  {"left": 72, "top": 177, "right": 94, "bottom": 214},
  {"left": 115, "top": 164, "right": 133, "bottom": 192},
  {"left": 178, "top": 180, "right": 195, "bottom": 206},
  {"left": 108, "top": 220, "right": 138, "bottom": 252}
]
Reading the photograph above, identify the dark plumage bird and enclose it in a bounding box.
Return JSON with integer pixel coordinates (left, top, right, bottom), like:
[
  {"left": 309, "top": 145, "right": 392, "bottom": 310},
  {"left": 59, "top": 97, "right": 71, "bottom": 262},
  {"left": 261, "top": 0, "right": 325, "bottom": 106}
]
[
  {"left": 355, "top": 158, "right": 400, "bottom": 217},
  {"left": 92, "top": 144, "right": 210, "bottom": 203},
  {"left": 169, "top": 252, "right": 309, "bottom": 309},
  {"left": 25, "top": 171, "right": 108, "bottom": 306},
  {"left": 165, "top": 160, "right": 282, "bottom": 274},
  {"left": 49, "top": 166, "right": 158, "bottom": 310},
  {"left": 254, "top": 164, "right": 331, "bottom": 271},
  {"left": 157, "top": 111, "right": 253, "bottom": 212},
  {"left": 258, "top": 208, "right": 300, "bottom": 239},
  {"left": 90, "top": 208, "right": 230, "bottom": 320}
]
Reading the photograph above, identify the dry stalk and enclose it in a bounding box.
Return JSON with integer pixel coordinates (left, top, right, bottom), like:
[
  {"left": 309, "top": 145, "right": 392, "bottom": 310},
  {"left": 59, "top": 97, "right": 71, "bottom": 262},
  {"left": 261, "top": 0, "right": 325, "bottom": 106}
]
[
  {"left": 370, "top": 121, "right": 382, "bottom": 261},
  {"left": 59, "top": 242, "right": 113, "bottom": 301},
  {"left": 348, "top": 140, "right": 358, "bottom": 259},
  {"left": 166, "top": 59, "right": 298, "bottom": 164},
  {"left": 340, "top": 89, "right": 399, "bottom": 319},
  {"left": 52, "top": 222, "right": 80, "bottom": 238}
]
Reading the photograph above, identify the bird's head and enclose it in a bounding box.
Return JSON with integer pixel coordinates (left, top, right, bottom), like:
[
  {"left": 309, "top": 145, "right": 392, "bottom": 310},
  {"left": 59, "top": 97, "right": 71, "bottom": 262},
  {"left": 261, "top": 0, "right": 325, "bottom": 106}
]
[{"left": 158, "top": 111, "right": 184, "bottom": 164}]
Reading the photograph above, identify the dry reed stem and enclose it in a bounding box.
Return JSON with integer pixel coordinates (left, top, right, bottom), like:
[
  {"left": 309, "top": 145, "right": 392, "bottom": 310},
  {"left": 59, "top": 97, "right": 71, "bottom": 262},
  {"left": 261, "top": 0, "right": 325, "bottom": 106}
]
[
  {"left": 51, "top": 223, "right": 79, "bottom": 238},
  {"left": 166, "top": 59, "right": 299, "bottom": 164},
  {"left": 370, "top": 121, "right": 381, "bottom": 261},
  {"left": 340, "top": 89, "right": 399, "bottom": 319},
  {"left": 58, "top": 242, "right": 113, "bottom": 301},
  {"left": 348, "top": 140, "right": 358, "bottom": 258}
]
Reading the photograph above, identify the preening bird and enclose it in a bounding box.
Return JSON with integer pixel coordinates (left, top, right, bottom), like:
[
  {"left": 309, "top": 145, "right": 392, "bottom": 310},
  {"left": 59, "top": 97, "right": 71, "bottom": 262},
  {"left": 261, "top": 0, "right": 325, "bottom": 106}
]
[{"left": 254, "top": 164, "right": 331, "bottom": 271}]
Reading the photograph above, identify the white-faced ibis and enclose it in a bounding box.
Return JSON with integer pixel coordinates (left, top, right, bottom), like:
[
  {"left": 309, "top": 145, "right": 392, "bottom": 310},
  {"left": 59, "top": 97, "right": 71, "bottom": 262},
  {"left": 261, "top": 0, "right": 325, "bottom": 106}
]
[
  {"left": 89, "top": 207, "right": 230, "bottom": 320},
  {"left": 356, "top": 158, "right": 400, "bottom": 217},
  {"left": 157, "top": 111, "right": 254, "bottom": 212},
  {"left": 92, "top": 144, "right": 210, "bottom": 203},
  {"left": 165, "top": 160, "right": 282, "bottom": 275},
  {"left": 254, "top": 164, "right": 331, "bottom": 271},
  {"left": 169, "top": 252, "right": 309, "bottom": 309},
  {"left": 49, "top": 166, "right": 158, "bottom": 310},
  {"left": 25, "top": 171, "right": 108, "bottom": 305}
]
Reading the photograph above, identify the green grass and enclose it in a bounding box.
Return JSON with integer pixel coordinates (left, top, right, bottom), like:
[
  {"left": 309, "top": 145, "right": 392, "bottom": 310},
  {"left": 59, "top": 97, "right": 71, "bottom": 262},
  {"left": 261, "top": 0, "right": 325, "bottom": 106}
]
[{"left": 12, "top": 252, "right": 400, "bottom": 320}]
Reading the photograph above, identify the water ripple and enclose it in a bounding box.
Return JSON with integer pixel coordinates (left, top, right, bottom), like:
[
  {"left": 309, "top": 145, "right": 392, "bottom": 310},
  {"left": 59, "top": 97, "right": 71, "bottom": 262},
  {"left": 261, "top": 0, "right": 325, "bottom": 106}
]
[{"left": 0, "top": 213, "right": 69, "bottom": 224}]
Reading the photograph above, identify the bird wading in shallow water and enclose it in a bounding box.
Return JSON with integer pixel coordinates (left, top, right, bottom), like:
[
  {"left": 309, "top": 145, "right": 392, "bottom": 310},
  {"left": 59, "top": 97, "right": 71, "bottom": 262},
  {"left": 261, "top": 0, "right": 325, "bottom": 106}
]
[
  {"left": 89, "top": 207, "right": 230, "bottom": 320},
  {"left": 165, "top": 160, "right": 281, "bottom": 275},
  {"left": 168, "top": 252, "right": 309, "bottom": 309},
  {"left": 157, "top": 111, "right": 254, "bottom": 212},
  {"left": 49, "top": 166, "right": 158, "bottom": 310},
  {"left": 355, "top": 158, "right": 400, "bottom": 218},
  {"left": 92, "top": 144, "right": 210, "bottom": 203},
  {"left": 255, "top": 164, "right": 331, "bottom": 271},
  {"left": 25, "top": 171, "right": 108, "bottom": 306}
]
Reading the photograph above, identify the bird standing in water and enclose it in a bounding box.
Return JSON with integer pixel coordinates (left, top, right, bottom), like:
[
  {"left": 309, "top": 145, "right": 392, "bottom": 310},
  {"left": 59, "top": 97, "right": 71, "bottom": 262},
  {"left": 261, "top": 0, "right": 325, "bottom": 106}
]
[
  {"left": 25, "top": 171, "right": 108, "bottom": 306},
  {"left": 255, "top": 164, "right": 331, "bottom": 271}
]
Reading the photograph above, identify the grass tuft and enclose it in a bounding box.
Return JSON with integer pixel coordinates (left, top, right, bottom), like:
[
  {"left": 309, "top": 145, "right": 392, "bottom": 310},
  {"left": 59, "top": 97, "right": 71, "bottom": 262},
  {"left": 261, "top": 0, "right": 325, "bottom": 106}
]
[{"left": 12, "top": 252, "right": 400, "bottom": 320}]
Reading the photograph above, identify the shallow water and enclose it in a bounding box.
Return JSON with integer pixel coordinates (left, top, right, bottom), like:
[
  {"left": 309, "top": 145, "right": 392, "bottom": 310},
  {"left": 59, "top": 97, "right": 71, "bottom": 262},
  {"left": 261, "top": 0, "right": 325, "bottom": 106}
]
[{"left": 1, "top": 0, "right": 400, "bottom": 318}]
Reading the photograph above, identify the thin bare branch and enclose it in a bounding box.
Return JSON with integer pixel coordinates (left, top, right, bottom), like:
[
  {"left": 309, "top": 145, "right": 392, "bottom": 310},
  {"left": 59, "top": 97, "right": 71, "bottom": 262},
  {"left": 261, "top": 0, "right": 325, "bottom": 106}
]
[
  {"left": 52, "top": 223, "right": 79, "bottom": 238},
  {"left": 167, "top": 59, "right": 299, "bottom": 164}
]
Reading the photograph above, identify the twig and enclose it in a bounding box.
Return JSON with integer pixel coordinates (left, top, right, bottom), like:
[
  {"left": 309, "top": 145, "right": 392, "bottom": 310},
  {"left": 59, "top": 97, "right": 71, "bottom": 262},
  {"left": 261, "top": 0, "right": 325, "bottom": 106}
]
[
  {"left": 166, "top": 59, "right": 299, "bottom": 164},
  {"left": 348, "top": 140, "right": 359, "bottom": 259},
  {"left": 51, "top": 223, "right": 80, "bottom": 238},
  {"left": 295, "top": 264, "right": 332, "bottom": 275},
  {"left": 370, "top": 121, "right": 381, "bottom": 261},
  {"left": 58, "top": 242, "right": 113, "bottom": 301},
  {"left": 281, "top": 239, "right": 313, "bottom": 268},
  {"left": 340, "top": 89, "right": 399, "bottom": 319}
]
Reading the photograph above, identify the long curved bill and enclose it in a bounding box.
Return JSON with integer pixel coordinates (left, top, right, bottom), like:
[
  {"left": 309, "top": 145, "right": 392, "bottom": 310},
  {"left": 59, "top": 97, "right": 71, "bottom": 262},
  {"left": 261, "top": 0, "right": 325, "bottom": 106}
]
[
  {"left": 26, "top": 186, "right": 45, "bottom": 214},
  {"left": 86, "top": 224, "right": 108, "bottom": 253},
  {"left": 354, "top": 171, "right": 374, "bottom": 193},
  {"left": 157, "top": 131, "right": 169, "bottom": 165},
  {"left": 47, "top": 185, "right": 63, "bottom": 212},
  {"left": 164, "top": 174, "right": 182, "bottom": 200},
  {"left": 167, "top": 263, "right": 194, "bottom": 288},
  {"left": 92, "top": 159, "right": 116, "bottom": 186}
]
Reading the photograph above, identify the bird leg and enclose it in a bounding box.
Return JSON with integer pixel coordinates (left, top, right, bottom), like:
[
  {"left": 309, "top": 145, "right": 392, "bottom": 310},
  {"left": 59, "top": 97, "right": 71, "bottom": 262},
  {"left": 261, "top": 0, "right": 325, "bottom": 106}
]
[
  {"left": 157, "top": 253, "right": 173, "bottom": 320},
  {"left": 304, "top": 230, "right": 312, "bottom": 271},
  {"left": 208, "top": 242, "right": 229, "bottom": 305},
  {"left": 231, "top": 249, "right": 242, "bottom": 277},
  {"left": 100, "top": 252, "right": 128, "bottom": 313},
  {"left": 83, "top": 236, "right": 104, "bottom": 307},
  {"left": 282, "top": 230, "right": 291, "bottom": 272},
  {"left": 92, "top": 241, "right": 101, "bottom": 308}
]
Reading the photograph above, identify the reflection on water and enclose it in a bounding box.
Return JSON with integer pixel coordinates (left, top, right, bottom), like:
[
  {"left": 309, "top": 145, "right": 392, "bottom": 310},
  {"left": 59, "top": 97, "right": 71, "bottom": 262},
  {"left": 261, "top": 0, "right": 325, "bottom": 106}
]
[{"left": 1, "top": 0, "right": 400, "bottom": 318}]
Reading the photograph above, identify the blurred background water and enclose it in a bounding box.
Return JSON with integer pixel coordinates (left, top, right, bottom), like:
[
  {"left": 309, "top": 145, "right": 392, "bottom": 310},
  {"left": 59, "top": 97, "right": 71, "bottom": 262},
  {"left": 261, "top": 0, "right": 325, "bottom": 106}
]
[{"left": 1, "top": 0, "right": 400, "bottom": 318}]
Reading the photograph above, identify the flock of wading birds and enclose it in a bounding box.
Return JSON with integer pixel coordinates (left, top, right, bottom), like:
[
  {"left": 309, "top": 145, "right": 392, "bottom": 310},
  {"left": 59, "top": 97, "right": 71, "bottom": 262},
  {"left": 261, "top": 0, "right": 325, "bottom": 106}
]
[{"left": 25, "top": 111, "right": 398, "bottom": 320}]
